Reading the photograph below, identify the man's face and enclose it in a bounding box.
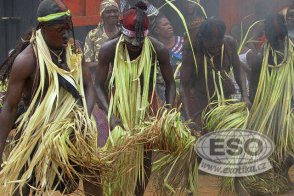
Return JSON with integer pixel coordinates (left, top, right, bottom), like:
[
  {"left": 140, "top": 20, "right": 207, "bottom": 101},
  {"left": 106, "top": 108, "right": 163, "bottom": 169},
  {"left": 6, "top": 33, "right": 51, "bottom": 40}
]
[
  {"left": 203, "top": 39, "right": 223, "bottom": 56},
  {"left": 102, "top": 6, "right": 119, "bottom": 25},
  {"left": 123, "top": 34, "right": 145, "bottom": 52},
  {"left": 42, "top": 21, "right": 71, "bottom": 50}
]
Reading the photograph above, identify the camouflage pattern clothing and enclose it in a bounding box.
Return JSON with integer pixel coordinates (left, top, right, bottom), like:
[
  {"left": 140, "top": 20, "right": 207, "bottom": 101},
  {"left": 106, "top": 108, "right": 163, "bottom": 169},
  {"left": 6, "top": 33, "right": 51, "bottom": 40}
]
[{"left": 84, "top": 25, "right": 110, "bottom": 63}]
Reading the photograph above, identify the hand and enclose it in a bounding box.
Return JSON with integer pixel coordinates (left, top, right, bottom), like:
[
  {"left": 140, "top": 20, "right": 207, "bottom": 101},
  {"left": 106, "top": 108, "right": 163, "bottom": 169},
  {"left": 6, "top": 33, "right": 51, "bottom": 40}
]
[
  {"left": 110, "top": 115, "right": 124, "bottom": 131},
  {"left": 242, "top": 96, "right": 252, "bottom": 109},
  {"left": 188, "top": 122, "right": 204, "bottom": 138}
]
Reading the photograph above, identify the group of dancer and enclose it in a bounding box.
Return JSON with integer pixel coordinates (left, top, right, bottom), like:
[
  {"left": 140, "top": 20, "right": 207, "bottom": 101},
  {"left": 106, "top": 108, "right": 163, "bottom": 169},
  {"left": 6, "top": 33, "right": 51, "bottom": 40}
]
[{"left": 0, "top": 0, "right": 293, "bottom": 196}]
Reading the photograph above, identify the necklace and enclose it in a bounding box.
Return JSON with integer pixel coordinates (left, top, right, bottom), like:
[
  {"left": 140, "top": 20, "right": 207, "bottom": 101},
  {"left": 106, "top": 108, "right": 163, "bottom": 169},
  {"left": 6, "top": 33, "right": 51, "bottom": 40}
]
[{"left": 49, "top": 49, "right": 64, "bottom": 63}]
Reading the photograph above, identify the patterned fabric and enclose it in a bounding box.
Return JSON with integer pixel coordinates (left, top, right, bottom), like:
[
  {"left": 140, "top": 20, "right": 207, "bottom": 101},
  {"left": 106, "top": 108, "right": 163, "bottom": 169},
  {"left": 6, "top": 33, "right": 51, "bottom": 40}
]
[
  {"left": 84, "top": 25, "right": 109, "bottom": 63},
  {"left": 156, "top": 36, "right": 184, "bottom": 105},
  {"left": 99, "top": 0, "right": 119, "bottom": 16},
  {"left": 170, "top": 36, "right": 184, "bottom": 73},
  {"left": 120, "top": 0, "right": 158, "bottom": 16}
]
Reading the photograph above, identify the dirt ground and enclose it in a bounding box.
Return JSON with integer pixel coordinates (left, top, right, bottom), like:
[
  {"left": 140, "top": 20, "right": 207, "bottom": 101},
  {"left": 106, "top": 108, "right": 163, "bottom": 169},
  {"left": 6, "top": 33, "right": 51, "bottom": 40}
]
[{"left": 53, "top": 166, "right": 294, "bottom": 196}]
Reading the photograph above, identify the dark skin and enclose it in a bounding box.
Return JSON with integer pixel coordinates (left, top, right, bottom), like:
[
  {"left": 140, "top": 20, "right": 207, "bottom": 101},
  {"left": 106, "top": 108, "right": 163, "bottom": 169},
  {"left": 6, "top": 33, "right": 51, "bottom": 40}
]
[
  {"left": 287, "top": 8, "right": 294, "bottom": 41},
  {"left": 181, "top": 35, "right": 250, "bottom": 135},
  {"left": 95, "top": 36, "right": 176, "bottom": 128},
  {"left": 237, "top": 29, "right": 294, "bottom": 196},
  {"left": 249, "top": 29, "right": 287, "bottom": 103},
  {"left": 84, "top": 6, "right": 120, "bottom": 70},
  {"left": 95, "top": 35, "right": 176, "bottom": 195},
  {"left": 0, "top": 22, "right": 99, "bottom": 195}
]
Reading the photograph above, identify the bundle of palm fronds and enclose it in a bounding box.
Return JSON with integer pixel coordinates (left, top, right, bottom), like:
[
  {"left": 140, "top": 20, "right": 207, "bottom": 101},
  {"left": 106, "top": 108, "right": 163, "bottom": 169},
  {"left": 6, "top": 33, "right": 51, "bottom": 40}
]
[
  {"left": 220, "top": 159, "right": 289, "bottom": 195},
  {"left": 144, "top": 108, "right": 198, "bottom": 195},
  {"left": 0, "top": 30, "right": 111, "bottom": 195},
  {"left": 221, "top": 173, "right": 288, "bottom": 195},
  {"left": 103, "top": 108, "right": 198, "bottom": 195},
  {"left": 203, "top": 100, "right": 249, "bottom": 132}
]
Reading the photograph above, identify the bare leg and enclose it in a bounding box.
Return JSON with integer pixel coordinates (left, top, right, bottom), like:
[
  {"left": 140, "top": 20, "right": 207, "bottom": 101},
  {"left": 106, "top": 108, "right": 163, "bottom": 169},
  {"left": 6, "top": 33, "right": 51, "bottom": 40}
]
[
  {"left": 82, "top": 168, "right": 103, "bottom": 196},
  {"left": 12, "top": 185, "right": 31, "bottom": 196},
  {"left": 83, "top": 180, "right": 103, "bottom": 196},
  {"left": 135, "top": 150, "right": 152, "bottom": 196},
  {"left": 281, "top": 155, "right": 294, "bottom": 189},
  {"left": 234, "top": 177, "right": 250, "bottom": 196}
]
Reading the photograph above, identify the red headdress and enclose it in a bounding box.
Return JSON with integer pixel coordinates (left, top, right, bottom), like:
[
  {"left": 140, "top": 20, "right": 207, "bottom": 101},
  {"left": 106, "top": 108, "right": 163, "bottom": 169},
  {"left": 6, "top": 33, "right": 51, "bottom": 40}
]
[{"left": 122, "top": 1, "right": 149, "bottom": 39}]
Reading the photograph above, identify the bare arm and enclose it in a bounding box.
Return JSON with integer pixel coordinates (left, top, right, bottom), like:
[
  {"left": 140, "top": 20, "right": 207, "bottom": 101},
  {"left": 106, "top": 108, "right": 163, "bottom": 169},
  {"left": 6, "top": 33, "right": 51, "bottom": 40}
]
[
  {"left": 94, "top": 43, "right": 113, "bottom": 114},
  {"left": 249, "top": 53, "right": 263, "bottom": 103},
  {"left": 94, "top": 40, "right": 121, "bottom": 129},
  {"left": 152, "top": 38, "right": 176, "bottom": 108},
  {"left": 180, "top": 49, "right": 198, "bottom": 121},
  {"left": 82, "top": 59, "right": 96, "bottom": 116},
  {"left": 0, "top": 48, "right": 35, "bottom": 164},
  {"left": 230, "top": 38, "right": 251, "bottom": 106}
]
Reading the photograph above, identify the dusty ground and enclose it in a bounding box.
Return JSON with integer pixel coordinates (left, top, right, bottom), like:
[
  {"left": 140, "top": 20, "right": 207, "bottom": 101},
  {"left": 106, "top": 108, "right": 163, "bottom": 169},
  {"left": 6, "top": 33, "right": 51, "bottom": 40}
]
[{"left": 53, "top": 166, "right": 294, "bottom": 196}]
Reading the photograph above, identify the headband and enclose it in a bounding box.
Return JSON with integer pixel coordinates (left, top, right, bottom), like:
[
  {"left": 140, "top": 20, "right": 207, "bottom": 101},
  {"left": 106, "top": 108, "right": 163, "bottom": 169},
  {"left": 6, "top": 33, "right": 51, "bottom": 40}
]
[{"left": 37, "top": 10, "right": 71, "bottom": 22}]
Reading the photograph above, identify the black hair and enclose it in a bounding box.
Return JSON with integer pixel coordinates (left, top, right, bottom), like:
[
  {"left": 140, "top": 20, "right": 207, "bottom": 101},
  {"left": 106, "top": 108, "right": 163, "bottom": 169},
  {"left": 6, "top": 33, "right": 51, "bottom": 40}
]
[
  {"left": 38, "top": 0, "right": 76, "bottom": 51},
  {"left": 37, "top": 0, "right": 67, "bottom": 23},
  {"left": 264, "top": 14, "right": 288, "bottom": 43},
  {"left": 134, "top": 1, "right": 148, "bottom": 42},
  {"left": 150, "top": 13, "right": 166, "bottom": 35},
  {"left": 197, "top": 18, "right": 226, "bottom": 42}
]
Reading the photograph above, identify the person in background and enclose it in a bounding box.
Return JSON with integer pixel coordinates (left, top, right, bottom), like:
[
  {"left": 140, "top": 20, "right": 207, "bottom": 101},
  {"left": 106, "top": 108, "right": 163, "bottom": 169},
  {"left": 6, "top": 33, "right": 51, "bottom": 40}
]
[
  {"left": 181, "top": 19, "right": 250, "bottom": 136},
  {"left": 241, "top": 0, "right": 274, "bottom": 54},
  {"left": 84, "top": 0, "right": 120, "bottom": 78},
  {"left": 120, "top": 0, "right": 159, "bottom": 16},
  {"left": 151, "top": 13, "right": 184, "bottom": 105},
  {"left": 286, "top": 3, "right": 294, "bottom": 41},
  {"left": 84, "top": 0, "right": 120, "bottom": 147},
  {"left": 149, "top": 0, "right": 207, "bottom": 37}
]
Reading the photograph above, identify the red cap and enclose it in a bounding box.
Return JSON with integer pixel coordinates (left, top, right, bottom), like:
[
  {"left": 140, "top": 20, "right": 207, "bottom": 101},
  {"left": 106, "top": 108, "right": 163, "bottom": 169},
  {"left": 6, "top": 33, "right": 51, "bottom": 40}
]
[{"left": 122, "top": 8, "right": 148, "bottom": 31}]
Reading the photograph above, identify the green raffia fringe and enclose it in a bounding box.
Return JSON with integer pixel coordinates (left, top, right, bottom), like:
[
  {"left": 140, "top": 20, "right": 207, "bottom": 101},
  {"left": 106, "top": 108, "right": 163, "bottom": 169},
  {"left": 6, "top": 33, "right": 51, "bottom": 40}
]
[
  {"left": 103, "top": 35, "right": 198, "bottom": 195},
  {"left": 203, "top": 40, "right": 294, "bottom": 195},
  {"left": 0, "top": 30, "right": 109, "bottom": 195}
]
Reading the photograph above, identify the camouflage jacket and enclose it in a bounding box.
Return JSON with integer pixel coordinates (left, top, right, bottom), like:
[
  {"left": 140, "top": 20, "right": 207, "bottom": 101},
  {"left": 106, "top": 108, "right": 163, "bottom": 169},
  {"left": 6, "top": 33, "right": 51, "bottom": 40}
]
[{"left": 84, "top": 25, "right": 110, "bottom": 63}]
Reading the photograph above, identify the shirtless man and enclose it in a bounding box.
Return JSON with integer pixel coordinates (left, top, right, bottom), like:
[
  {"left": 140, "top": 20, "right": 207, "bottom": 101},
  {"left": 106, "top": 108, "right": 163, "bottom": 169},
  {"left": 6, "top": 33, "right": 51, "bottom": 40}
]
[
  {"left": 95, "top": 2, "right": 176, "bottom": 195},
  {"left": 249, "top": 14, "right": 289, "bottom": 102},
  {"left": 235, "top": 14, "right": 294, "bottom": 196},
  {"left": 0, "top": 0, "right": 100, "bottom": 195},
  {"left": 250, "top": 13, "right": 294, "bottom": 174},
  {"left": 180, "top": 18, "right": 250, "bottom": 135}
]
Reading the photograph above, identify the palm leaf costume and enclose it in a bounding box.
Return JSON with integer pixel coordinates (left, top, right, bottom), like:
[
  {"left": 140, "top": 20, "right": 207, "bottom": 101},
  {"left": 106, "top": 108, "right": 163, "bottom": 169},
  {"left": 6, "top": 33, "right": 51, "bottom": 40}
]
[
  {"left": 204, "top": 39, "right": 294, "bottom": 195},
  {"left": 0, "top": 30, "right": 109, "bottom": 195},
  {"left": 103, "top": 35, "right": 198, "bottom": 195}
]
